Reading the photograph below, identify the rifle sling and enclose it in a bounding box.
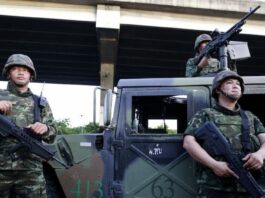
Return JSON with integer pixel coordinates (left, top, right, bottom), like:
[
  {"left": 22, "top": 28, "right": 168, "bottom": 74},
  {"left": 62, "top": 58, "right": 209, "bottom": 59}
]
[
  {"left": 32, "top": 94, "right": 41, "bottom": 123},
  {"left": 240, "top": 109, "right": 251, "bottom": 154}
]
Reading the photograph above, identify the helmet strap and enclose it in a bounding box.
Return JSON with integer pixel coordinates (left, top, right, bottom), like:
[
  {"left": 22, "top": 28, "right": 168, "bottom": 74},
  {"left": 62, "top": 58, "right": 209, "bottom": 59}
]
[{"left": 218, "top": 88, "right": 241, "bottom": 102}]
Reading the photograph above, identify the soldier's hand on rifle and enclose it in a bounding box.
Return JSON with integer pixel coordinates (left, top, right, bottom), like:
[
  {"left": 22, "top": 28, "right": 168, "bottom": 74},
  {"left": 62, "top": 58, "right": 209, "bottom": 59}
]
[
  {"left": 27, "top": 122, "right": 48, "bottom": 135},
  {"left": 211, "top": 160, "right": 239, "bottom": 179},
  {"left": 197, "top": 56, "right": 209, "bottom": 68},
  {"left": 242, "top": 152, "right": 264, "bottom": 170},
  {"left": 0, "top": 100, "right": 12, "bottom": 114},
  {"left": 196, "top": 41, "right": 210, "bottom": 68}
]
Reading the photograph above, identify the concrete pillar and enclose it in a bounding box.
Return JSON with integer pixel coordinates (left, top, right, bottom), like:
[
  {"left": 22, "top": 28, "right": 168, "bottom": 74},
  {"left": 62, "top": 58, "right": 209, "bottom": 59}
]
[{"left": 96, "top": 5, "right": 120, "bottom": 125}]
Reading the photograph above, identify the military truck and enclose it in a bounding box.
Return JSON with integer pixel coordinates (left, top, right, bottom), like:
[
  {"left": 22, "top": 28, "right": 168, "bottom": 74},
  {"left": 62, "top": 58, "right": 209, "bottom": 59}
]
[{"left": 46, "top": 75, "right": 265, "bottom": 198}]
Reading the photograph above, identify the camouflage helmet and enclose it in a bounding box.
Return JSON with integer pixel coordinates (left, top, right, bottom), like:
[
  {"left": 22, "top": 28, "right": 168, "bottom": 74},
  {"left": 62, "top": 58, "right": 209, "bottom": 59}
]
[
  {"left": 194, "top": 33, "right": 212, "bottom": 51},
  {"left": 2, "top": 54, "right": 36, "bottom": 79},
  {"left": 212, "top": 70, "right": 245, "bottom": 99}
]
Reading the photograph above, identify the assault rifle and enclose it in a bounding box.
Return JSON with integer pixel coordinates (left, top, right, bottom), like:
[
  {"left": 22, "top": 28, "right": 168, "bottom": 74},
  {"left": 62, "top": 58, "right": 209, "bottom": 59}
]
[
  {"left": 194, "top": 5, "right": 260, "bottom": 70},
  {"left": 194, "top": 121, "right": 265, "bottom": 198},
  {"left": 0, "top": 114, "right": 70, "bottom": 168}
]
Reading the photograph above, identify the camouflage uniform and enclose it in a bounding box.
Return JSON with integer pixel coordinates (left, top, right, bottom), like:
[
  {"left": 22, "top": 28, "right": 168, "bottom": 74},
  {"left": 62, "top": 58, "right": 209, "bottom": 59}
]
[
  {"left": 0, "top": 81, "right": 56, "bottom": 198},
  {"left": 184, "top": 103, "right": 265, "bottom": 198},
  {"left": 185, "top": 57, "right": 220, "bottom": 77}
]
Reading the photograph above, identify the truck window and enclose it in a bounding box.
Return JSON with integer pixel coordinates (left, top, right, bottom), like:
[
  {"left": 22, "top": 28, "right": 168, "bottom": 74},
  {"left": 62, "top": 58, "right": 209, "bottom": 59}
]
[{"left": 131, "top": 95, "right": 187, "bottom": 135}]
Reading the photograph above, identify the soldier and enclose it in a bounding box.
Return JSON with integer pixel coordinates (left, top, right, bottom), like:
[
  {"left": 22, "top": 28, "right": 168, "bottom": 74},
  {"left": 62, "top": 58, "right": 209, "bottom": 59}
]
[
  {"left": 0, "top": 54, "right": 57, "bottom": 198},
  {"left": 183, "top": 70, "right": 265, "bottom": 197},
  {"left": 185, "top": 33, "right": 220, "bottom": 77}
]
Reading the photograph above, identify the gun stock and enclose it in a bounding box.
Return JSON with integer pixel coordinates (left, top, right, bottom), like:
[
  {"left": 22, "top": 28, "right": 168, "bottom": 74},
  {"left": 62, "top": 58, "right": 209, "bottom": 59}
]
[{"left": 194, "top": 121, "right": 265, "bottom": 198}]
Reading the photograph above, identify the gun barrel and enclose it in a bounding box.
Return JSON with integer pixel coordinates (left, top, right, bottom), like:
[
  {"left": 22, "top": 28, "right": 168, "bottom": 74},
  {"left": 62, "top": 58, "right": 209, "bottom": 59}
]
[
  {"left": 226, "top": 5, "right": 260, "bottom": 34},
  {"left": 242, "top": 5, "right": 260, "bottom": 20}
]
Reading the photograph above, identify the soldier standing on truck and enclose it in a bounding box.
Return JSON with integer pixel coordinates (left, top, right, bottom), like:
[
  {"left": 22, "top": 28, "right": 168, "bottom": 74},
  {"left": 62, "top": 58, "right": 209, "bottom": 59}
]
[
  {"left": 185, "top": 34, "right": 237, "bottom": 77},
  {"left": 0, "top": 54, "right": 57, "bottom": 198},
  {"left": 185, "top": 34, "right": 220, "bottom": 77},
  {"left": 183, "top": 70, "right": 265, "bottom": 197}
]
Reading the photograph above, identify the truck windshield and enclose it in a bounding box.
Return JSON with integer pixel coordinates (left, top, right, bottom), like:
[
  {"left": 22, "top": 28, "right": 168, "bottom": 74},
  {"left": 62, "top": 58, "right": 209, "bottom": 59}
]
[{"left": 131, "top": 95, "right": 187, "bottom": 135}]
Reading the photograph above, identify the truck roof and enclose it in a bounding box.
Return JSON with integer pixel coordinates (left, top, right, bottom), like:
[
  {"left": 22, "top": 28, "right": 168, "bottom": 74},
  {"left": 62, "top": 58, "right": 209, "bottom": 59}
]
[{"left": 117, "top": 76, "right": 265, "bottom": 88}]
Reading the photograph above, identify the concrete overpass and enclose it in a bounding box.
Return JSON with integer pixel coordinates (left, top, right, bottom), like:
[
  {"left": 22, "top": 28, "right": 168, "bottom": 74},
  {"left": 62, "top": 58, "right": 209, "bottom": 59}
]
[{"left": 0, "top": 0, "right": 265, "bottom": 88}]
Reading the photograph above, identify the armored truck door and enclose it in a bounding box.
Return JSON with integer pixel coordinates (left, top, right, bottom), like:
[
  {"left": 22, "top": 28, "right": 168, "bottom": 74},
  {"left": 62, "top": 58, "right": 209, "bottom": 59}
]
[{"left": 112, "top": 86, "right": 210, "bottom": 198}]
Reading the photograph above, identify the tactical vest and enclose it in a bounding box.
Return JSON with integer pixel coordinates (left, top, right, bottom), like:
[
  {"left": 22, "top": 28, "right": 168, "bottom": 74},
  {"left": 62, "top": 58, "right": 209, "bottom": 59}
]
[{"left": 203, "top": 108, "right": 259, "bottom": 154}]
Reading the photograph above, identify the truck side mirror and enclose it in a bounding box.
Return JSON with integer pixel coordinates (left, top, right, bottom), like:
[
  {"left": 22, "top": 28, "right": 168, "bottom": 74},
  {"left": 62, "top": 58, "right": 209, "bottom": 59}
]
[
  {"left": 93, "top": 87, "right": 114, "bottom": 127},
  {"left": 103, "top": 89, "right": 113, "bottom": 126}
]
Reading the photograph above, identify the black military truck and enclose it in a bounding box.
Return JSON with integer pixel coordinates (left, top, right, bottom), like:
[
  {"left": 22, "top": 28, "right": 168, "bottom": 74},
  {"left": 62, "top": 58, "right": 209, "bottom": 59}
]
[{"left": 47, "top": 76, "right": 265, "bottom": 198}]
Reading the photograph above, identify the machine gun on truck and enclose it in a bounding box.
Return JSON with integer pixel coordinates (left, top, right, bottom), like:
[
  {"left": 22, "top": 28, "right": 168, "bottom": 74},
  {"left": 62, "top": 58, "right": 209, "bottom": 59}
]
[{"left": 194, "top": 5, "right": 260, "bottom": 73}]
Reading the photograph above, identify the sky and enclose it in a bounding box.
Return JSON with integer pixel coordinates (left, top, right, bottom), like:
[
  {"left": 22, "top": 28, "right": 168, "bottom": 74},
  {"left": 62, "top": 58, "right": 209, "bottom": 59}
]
[{"left": 0, "top": 81, "right": 98, "bottom": 127}]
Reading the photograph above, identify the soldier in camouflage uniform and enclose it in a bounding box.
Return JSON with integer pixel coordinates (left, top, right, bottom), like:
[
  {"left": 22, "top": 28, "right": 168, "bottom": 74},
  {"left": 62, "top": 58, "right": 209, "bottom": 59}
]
[
  {"left": 185, "top": 33, "right": 220, "bottom": 77},
  {"left": 0, "top": 54, "right": 57, "bottom": 198},
  {"left": 183, "top": 70, "right": 265, "bottom": 197}
]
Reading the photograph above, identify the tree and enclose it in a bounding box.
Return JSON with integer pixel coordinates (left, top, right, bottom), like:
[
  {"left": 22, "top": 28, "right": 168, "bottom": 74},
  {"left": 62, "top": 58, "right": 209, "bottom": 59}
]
[
  {"left": 157, "top": 123, "right": 175, "bottom": 134},
  {"left": 83, "top": 123, "right": 100, "bottom": 133},
  {"left": 55, "top": 119, "right": 73, "bottom": 134},
  {"left": 54, "top": 119, "right": 100, "bottom": 135}
]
